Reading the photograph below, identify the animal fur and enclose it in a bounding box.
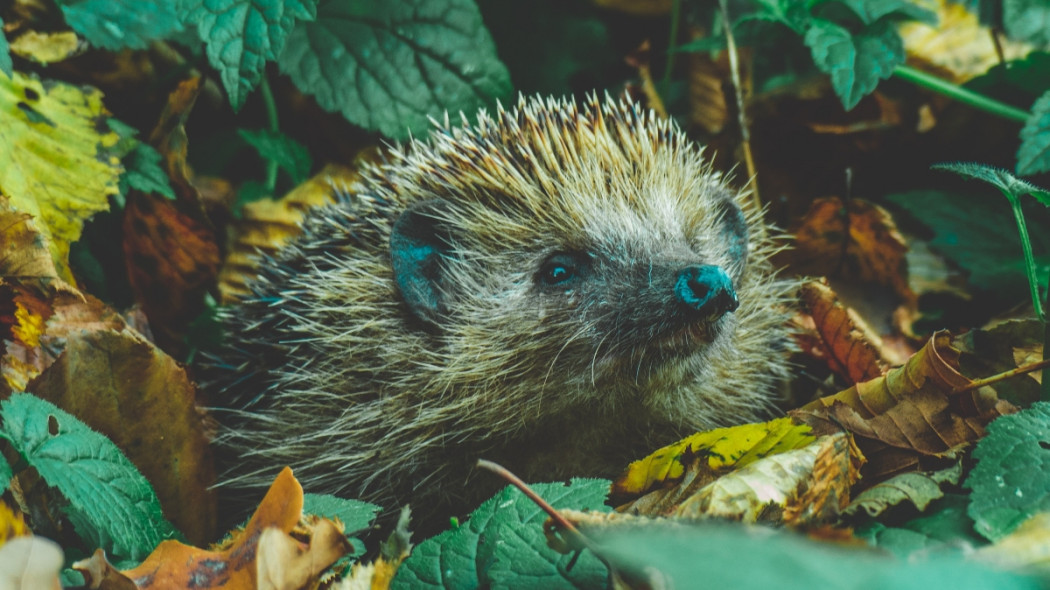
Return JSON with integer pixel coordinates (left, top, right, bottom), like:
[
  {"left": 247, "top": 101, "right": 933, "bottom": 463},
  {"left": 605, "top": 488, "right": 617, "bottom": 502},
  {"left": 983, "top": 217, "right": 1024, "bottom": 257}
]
[{"left": 206, "top": 95, "right": 794, "bottom": 524}]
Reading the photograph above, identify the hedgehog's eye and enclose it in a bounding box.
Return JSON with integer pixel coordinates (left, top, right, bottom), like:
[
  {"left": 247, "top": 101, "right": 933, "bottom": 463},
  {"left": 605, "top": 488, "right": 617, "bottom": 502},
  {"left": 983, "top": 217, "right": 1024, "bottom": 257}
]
[{"left": 538, "top": 253, "right": 588, "bottom": 288}]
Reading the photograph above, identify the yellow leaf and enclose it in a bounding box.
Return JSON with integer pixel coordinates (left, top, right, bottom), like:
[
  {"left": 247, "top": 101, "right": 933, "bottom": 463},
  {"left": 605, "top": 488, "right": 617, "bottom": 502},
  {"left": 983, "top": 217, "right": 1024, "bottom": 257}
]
[
  {"left": 9, "top": 31, "right": 82, "bottom": 65},
  {"left": 0, "top": 71, "right": 120, "bottom": 283},
  {"left": 613, "top": 416, "right": 816, "bottom": 498}
]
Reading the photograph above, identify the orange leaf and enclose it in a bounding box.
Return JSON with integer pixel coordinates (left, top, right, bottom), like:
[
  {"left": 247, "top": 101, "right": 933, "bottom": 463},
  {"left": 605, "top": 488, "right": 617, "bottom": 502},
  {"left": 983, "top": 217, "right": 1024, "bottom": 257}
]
[
  {"left": 119, "top": 468, "right": 348, "bottom": 590},
  {"left": 797, "top": 280, "right": 888, "bottom": 384}
]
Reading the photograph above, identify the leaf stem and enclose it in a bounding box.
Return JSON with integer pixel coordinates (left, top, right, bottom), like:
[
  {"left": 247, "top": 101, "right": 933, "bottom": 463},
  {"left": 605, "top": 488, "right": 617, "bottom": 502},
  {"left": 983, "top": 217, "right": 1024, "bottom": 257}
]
[
  {"left": 1006, "top": 191, "right": 1046, "bottom": 322},
  {"left": 892, "top": 64, "right": 1030, "bottom": 124},
  {"left": 661, "top": 0, "right": 682, "bottom": 98},
  {"left": 260, "top": 75, "right": 279, "bottom": 193}
]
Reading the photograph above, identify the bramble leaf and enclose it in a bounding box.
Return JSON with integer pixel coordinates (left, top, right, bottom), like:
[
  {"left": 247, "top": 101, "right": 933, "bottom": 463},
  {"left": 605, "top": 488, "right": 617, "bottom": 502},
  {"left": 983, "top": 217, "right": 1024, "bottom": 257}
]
[
  {"left": 393, "top": 479, "right": 610, "bottom": 589},
  {"left": 1002, "top": 0, "right": 1050, "bottom": 46},
  {"left": 302, "top": 493, "right": 380, "bottom": 557},
  {"left": 967, "top": 402, "right": 1050, "bottom": 541},
  {"left": 805, "top": 18, "right": 904, "bottom": 110},
  {"left": 1018, "top": 90, "right": 1050, "bottom": 176},
  {"left": 238, "top": 129, "right": 312, "bottom": 185},
  {"left": 0, "top": 393, "right": 176, "bottom": 561},
  {"left": 120, "top": 143, "right": 176, "bottom": 200},
  {"left": 56, "top": 0, "right": 181, "bottom": 50},
  {"left": 832, "top": 0, "right": 936, "bottom": 26},
  {"left": 182, "top": 0, "right": 318, "bottom": 109},
  {"left": 279, "top": 0, "right": 512, "bottom": 140}
]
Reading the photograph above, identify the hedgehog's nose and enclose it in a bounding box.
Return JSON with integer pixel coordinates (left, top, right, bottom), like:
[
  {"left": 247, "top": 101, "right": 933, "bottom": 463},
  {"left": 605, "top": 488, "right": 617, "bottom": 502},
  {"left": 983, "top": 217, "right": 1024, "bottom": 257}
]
[{"left": 675, "top": 265, "right": 739, "bottom": 318}]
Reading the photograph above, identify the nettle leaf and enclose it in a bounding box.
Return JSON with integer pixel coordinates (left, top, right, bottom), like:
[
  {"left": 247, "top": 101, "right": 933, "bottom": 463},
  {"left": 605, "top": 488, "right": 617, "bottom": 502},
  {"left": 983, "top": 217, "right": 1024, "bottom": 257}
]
[
  {"left": 933, "top": 162, "right": 1047, "bottom": 201},
  {"left": 805, "top": 18, "right": 904, "bottom": 110},
  {"left": 1003, "top": 0, "right": 1050, "bottom": 46},
  {"left": 279, "top": 0, "right": 512, "bottom": 140},
  {"left": 120, "top": 142, "right": 176, "bottom": 200},
  {"left": 1018, "top": 91, "right": 1050, "bottom": 176},
  {"left": 0, "top": 18, "right": 11, "bottom": 78},
  {"left": 0, "top": 393, "right": 176, "bottom": 561},
  {"left": 831, "top": 0, "right": 937, "bottom": 26},
  {"left": 238, "top": 128, "right": 312, "bottom": 185},
  {"left": 56, "top": 0, "right": 181, "bottom": 50},
  {"left": 967, "top": 402, "right": 1050, "bottom": 541},
  {"left": 393, "top": 479, "right": 610, "bottom": 589},
  {"left": 182, "top": 0, "right": 319, "bottom": 110}
]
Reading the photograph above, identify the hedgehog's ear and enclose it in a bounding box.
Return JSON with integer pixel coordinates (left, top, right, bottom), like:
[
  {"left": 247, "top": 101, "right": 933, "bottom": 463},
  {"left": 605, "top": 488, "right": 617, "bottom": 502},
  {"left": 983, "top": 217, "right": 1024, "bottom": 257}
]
[
  {"left": 716, "top": 195, "right": 749, "bottom": 276},
  {"left": 390, "top": 199, "right": 455, "bottom": 327}
]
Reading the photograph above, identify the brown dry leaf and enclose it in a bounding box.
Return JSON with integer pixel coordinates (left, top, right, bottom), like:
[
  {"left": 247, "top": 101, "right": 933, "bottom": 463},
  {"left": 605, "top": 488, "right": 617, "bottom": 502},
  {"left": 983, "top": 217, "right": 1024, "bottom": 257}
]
[
  {"left": 73, "top": 549, "right": 137, "bottom": 590},
  {"left": 0, "top": 536, "right": 63, "bottom": 590},
  {"left": 121, "top": 467, "right": 348, "bottom": 590},
  {"left": 0, "top": 195, "right": 65, "bottom": 284},
  {"left": 791, "top": 196, "right": 914, "bottom": 302},
  {"left": 123, "top": 77, "right": 220, "bottom": 352},
  {"left": 791, "top": 330, "right": 1016, "bottom": 483},
  {"left": 684, "top": 37, "right": 729, "bottom": 135},
  {"left": 796, "top": 280, "right": 889, "bottom": 385},
  {"left": 611, "top": 417, "right": 816, "bottom": 509},
  {"left": 27, "top": 325, "right": 216, "bottom": 544},
  {"left": 672, "top": 432, "right": 861, "bottom": 527},
  {"left": 217, "top": 164, "right": 359, "bottom": 303}
]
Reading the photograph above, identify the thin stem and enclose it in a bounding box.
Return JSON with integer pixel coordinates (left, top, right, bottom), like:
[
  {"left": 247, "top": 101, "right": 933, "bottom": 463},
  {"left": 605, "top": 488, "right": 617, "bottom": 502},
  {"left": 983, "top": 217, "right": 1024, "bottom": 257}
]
[
  {"left": 660, "top": 0, "right": 682, "bottom": 98},
  {"left": 719, "top": 0, "right": 762, "bottom": 214},
  {"left": 260, "top": 75, "right": 279, "bottom": 193},
  {"left": 1043, "top": 296, "right": 1050, "bottom": 401},
  {"left": 893, "top": 64, "right": 1030, "bottom": 124},
  {"left": 1006, "top": 191, "right": 1046, "bottom": 322}
]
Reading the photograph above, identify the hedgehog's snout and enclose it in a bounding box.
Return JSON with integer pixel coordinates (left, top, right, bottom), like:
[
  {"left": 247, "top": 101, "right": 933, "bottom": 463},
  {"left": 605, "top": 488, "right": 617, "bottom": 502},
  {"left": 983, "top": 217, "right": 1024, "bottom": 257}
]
[{"left": 674, "top": 264, "right": 739, "bottom": 319}]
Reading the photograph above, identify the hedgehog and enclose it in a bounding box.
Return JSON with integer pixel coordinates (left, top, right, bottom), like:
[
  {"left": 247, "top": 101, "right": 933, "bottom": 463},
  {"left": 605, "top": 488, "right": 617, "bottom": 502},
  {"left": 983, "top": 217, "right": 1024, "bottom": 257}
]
[{"left": 206, "top": 94, "right": 794, "bottom": 528}]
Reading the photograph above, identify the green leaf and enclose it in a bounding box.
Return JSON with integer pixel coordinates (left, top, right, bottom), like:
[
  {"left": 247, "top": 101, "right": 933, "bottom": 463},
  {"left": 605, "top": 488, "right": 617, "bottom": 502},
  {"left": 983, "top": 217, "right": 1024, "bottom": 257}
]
[
  {"left": 238, "top": 128, "right": 312, "bottom": 185},
  {"left": 0, "top": 452, "right": 10, "bottom": 492},
  {"left": 0, "top": 393, "right": 177, "bottom": 561},
  {"left": 935, "top": 162, "right": 1047, "bottom": 201},
  {"left": 886, "top": 190, "right": 1050, "bottom": 298},
  {"left": 182, "top": 0, "right": 318, "bottom": 109},
  {"left": 856, "top": 494, "right": 985, "bottom": 558},
  {"left": 1003, "top": 0, "right": 1050, "bottom": 46},
  {"left": 0, "top": 18, "right": 11, "bottom": 78},
  {"left": 1018, "top": 90, "right": 1050, "bottom": 176},
  {"left": 831, "top": 0, "right": 937, "bottom": 25},
  {"left": 967, "top": 402, "right": 1050, "bottom": 541},
  {"left": 593, "top": 522, "right": 1037, "bottom": 589},
  {"left": 56, "top": 0, "right": 182, "bottom": 50},
  {"left": 302, "top": 493, "right": 380, "bottom": 558},
  {"left": 393, "top": 479, "right": 610, "bottom": 589},
  {"left": 120, "top": 143, "right": 176, "bottom": 200},
  {"left": 804, "top": 18, "right": 904, "bottom": 110},
  {"left": 279, "top": 0, "right": 512, "bottom": 140}
]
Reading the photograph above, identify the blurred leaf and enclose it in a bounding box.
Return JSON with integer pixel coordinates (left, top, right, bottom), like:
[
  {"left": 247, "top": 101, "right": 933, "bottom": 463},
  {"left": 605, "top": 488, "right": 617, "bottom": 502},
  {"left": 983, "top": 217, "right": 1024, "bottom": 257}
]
[
  {"left": 1018, "top": 90, "right": 1050, "bottom": 176},
  {"left": 393, "top": 479, "right": 610, "bottom": 589},
  {"left": 279, "top": 0, "right": 511, "bottom": 140},
  {"left": 181, "top": 0, "right": 318, "bottom": 109},
  {"left": 0, "top": 23, "right": 13, "bottom": 77},
  {"left": 834, "top": 0, "right": 936, "bottom": 25},
  {"left": 589, "top": 522, "right": 1038, "bottom": 589},
  {"left": 238, "top": 128, "right": 312, "bottom": 185},
  {"left": 887, "top": 190, "right": 1050, "bottom": 299},
  {"left": 1, "top": 393, "right": 177, "bottom": 561},
  {"left": 56, "top": 0, "right": 181, "bottom": 50},
  {"left": 974, "top": 512, "right": 1050, "bottom": 573},
  {"left": 967, "top": 402, "right": 1050, "bottom": 541},
  {"left": 1002, "top": 0, "right": 1050, "bottom": 45},
  {"left": 805, "top": 18, "right": 904, "bottom": 110},
  {"left": 9, "top": 31, "right": 81, "bottom": 65},
  {"left": 855, "top": 494, "right": 983, "bottom": 557}
]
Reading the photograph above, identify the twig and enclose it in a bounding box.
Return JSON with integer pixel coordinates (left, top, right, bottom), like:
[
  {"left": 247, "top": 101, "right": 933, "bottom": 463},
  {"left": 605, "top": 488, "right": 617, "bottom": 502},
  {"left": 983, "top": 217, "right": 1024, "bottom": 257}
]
[{"left": 951, "top": 358, "right": 1050, "bottom": 395}]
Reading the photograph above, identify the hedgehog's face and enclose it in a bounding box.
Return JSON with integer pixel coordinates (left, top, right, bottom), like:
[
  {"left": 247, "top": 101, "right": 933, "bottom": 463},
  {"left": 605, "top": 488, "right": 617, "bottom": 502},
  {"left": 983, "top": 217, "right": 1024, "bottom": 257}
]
[{"left": 388, "top": 183, "right": 752, "bottom": 388}]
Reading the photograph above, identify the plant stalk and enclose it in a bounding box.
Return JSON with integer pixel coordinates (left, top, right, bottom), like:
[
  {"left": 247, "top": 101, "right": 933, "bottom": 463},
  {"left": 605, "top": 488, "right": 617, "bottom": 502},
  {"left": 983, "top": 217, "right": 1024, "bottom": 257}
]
[
  {"left": 892, "top": 65, "right": 1030, "bottom": 124},
  {"left": 260, "top": 75, "right": 280, "bottom": 193},
  {"left": 660, "top": 0, "right": 682, "bottom": 99}
]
